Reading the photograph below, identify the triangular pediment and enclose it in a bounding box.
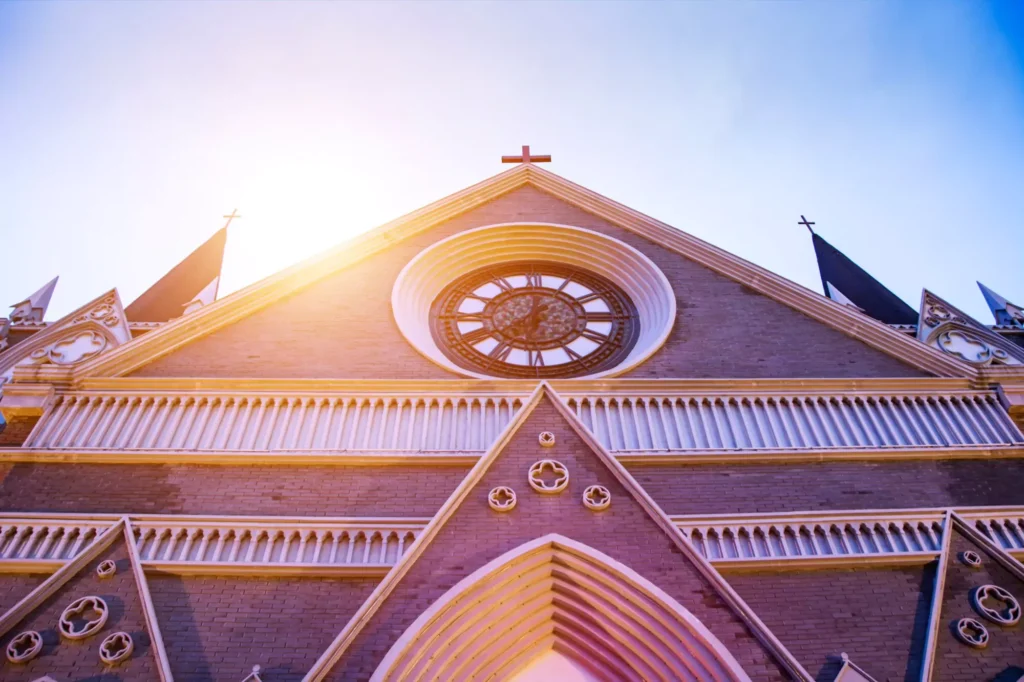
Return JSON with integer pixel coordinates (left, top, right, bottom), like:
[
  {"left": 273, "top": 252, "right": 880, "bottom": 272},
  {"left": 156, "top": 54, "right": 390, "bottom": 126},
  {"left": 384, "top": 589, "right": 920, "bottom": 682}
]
[
  {"left": 305, "top": 383, "right": 810, "bottom": 681},
  {"left": 66, "top": 165, "right": 973, "bottom": 382},
  {"left": 918, "top": 289, "right": 1024, "bottom": 366}
]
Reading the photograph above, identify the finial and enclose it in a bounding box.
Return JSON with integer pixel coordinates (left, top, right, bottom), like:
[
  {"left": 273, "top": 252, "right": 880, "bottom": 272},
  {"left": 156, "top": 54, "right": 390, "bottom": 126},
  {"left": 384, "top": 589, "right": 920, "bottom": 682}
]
[
  {"left": 798, "top": 215, "right": 816, "bottom": 235},
  {"left": 9, "top": 276, "right": 58, "bottom": 325}
]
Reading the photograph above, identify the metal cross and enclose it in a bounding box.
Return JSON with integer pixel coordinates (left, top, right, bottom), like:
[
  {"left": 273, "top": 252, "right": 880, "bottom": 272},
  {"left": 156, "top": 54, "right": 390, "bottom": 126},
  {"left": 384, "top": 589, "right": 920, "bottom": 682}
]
[
  {"left": 222, "top": 209, "right": 242, "bottom": 230},
  {"left": 798, "top": 215, "right": 816, "bottom": 234},
  {"left": 501, "top": 145, "right": 552, "bottom": 165}
]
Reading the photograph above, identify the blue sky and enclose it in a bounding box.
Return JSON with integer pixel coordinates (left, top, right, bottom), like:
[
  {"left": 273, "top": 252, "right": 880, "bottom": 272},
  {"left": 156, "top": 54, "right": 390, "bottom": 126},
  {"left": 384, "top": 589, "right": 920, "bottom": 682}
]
[{"left": 1, "top": 1, "right": 1022, "bottom": 322}]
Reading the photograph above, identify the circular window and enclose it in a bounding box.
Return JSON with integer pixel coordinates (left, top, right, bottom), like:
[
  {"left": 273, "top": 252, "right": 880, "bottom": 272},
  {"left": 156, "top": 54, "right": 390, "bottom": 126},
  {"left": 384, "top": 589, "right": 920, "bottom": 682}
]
[{"left": 431, "top": 262, "right": 639, "bottom": 378}]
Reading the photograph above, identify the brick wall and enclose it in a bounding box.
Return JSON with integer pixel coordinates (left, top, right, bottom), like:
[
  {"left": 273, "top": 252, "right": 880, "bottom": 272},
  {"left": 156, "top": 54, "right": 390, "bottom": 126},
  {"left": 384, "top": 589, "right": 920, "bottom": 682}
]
[
  {"left": 628, "top": 459, "right": 1024, "bottom": 515},
  {"left": 726, "top": 565, "right": 934, "bottom": 682},
  {"left": 0, "top": 463, "right": 470, "bottom": 516},
  {"left": 0, "top": 416, "right": 39, "bottom": 447},
  {"left": 933, "top": 530, "right": 1024, "bottom": 681},
  {"left": 0, "top": 573, "right": 44, "bottom": 617},
  {"left": 132, "top": 185, "right": 923, "bottom": 380},
  {"left": 148, "top": 575, "right": 378, "bottom": 682},
  {"left": 0, "top": 535, "right": 158, "bottom": 679},
  {"left": 327, "top": 396, "right": 791, "bottom": 681}
]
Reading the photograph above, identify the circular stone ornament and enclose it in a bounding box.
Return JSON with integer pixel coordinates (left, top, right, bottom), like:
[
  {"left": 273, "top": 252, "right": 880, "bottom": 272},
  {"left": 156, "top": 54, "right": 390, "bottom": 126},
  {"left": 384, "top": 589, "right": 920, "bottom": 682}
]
[
  {"left": 538, "top": 431, "right": 556, "bottom": 448},
  {"left": 6, "top": 630, "right": 43, "bottom": 663},
  {"left": 98, "top": 631, "right": 133, "bottom": 664},
  {"left": 954, "top": 617, "right": 989, "bottom": 648},
  {"left": 959, "top": 551, "right": 982, "bottom": 568},
  {"left": 528, "top": 460, "right": 569, "bottom": 494},
  {"left": 582, "top": 485, "right": 611, "bottom": 511},
  {"left": 488, "top": 486, "right": 517, "bottom": 512},
  {"left": 59, "top": 595, "right": 109, "bottom": 640},
  {"left": 96, "top": 559, "right": 117, "bottom": 579},
  {"left": 971, "top": 585, "right": 1022, "bottom": 626}
]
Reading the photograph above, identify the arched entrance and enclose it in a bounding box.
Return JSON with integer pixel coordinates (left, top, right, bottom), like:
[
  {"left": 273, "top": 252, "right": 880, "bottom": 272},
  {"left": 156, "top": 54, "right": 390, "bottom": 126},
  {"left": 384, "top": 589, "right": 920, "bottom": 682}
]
[{"left": 372, "top": 534, "right": 752, "bottom": 681}]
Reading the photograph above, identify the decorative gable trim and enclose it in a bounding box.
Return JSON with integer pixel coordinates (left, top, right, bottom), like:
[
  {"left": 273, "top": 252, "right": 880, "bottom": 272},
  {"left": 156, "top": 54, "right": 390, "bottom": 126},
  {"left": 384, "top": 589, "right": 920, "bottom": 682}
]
[
  {"left": 832, "top": 653, "right": 880, "bottom": 682},
  {"left": 303, "top": 382, "right": 813, "bottom": 681},
  {"left": 70, "top": 165, "right": 973, "bottom": 382},
  {"left": 0, "top": 517, "right": 174, "bottom": 681},
  {"left": 918, "top": 289, "right": 1024, "bottom": 367}
]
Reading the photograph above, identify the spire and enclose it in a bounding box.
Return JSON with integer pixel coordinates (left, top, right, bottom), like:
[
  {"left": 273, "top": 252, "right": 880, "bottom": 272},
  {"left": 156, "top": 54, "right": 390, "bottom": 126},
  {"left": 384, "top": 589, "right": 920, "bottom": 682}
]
[
  {"left": 977, "top": 281, "right": 1024, "bottom": 326},
  {"left": 811, "top": 233, "right": 918, "bottom": 325},
  {"left": 125, "top": 226, "right": 228, "bottom": 323},
  {"left": 8, "top": 276, "right": 58, "bottom": 324}
]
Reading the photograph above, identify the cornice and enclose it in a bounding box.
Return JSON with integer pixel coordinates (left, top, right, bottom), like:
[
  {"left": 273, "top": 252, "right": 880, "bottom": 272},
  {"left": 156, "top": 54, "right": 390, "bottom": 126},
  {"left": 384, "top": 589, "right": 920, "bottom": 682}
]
[{"left": 67, "top": 164, "right": 974, "bottom": 382}]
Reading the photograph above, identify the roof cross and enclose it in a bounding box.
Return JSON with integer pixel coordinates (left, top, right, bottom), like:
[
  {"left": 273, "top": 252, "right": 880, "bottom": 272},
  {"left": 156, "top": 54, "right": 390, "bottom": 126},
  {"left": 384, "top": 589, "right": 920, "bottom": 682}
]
[
  {"left": 501, "top": 145, "right": 551, "bottom": 165},
  {"left": 222, "top": 208, "right": 242, "bottom": 230},
  {"left": 798, "top": 215, "right": 816, "bottom": 234}
]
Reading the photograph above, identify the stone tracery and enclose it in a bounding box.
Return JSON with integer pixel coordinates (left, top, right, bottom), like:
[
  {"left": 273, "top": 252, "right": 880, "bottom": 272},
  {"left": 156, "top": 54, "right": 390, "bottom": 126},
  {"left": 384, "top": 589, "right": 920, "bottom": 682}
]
[{"left": 59, "top": 595, "right": 109, "bottom": 640}]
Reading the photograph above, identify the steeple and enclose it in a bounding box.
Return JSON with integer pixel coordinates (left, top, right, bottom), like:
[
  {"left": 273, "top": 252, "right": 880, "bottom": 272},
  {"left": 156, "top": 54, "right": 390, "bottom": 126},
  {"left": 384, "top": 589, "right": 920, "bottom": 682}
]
[
  {"left": 810, "top": 232, "right": 918, "bottom": 325},
  {"left": 8, "top": 276, "right": 58, "bottom": 325},
  {"left": 977, "top": 281, "right": 1023, "bottom": 327}
]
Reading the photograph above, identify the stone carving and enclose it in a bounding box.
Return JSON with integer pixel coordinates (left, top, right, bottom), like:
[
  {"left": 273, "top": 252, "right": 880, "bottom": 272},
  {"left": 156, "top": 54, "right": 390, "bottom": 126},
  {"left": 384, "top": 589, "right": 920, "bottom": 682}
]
[
  {"left": 937, "top": 329, "right": 1009, "bottom": 365},
  {"left": 28, "top": 329, "right": 108, "bottom": 366},
  {"left": 488, "top": 486, "right": 517, "bottom": 512},
  {"left": 538, "top": 431, "right": 556, "bottom": 448},
  {"left": 582, "top": 485, "right": 611, "bottom": 511},
  {"left": 971, "top": 584, "right": 1021, "bottom": 626},
  {"left": 98, "top": 631, "right": 133, "bottom": 664},
  {"left": 923, "top": 302, "right": 965, "bottom": 328},
  {"left": 6, "top": 630, "right": 43, "bottom": 663},
  {"left": 528, "top": 460, "right": 569, "bottom": 494},
  {"left": 959, "top": 550, "right": 982, "bottom": 568},
  {"left": 953, "top": 617, "right": 989, "bottom": 648},
  {"left": 96, "top": 559, "right": 117, "bottom": 579},
  {"left": 59, "top": 595, "right": 109, "bottom": 640},
  {"left": 71, "top": 295, "right": 123, "bottom": 329}
]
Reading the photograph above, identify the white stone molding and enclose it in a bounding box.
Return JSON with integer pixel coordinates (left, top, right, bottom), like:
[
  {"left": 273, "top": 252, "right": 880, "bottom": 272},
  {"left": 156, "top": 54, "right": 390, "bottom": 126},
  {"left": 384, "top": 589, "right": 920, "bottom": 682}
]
[
  {"left": 59, "top": 595, "right": 109, "bottom": 639},
  {"left": 20, "top": 386, "right": 1021, "bottom": 462},
  {"left": 6, "top": 630, "right": 43, "bottom": 663},
  {"left": 918, "top": 290, "right": 1024, "bottom": 367},
  {"left": 96, "top": 559, "right": 116, "bottom": 578},
  {"left": 0, "top": 520, "right": 110, "bottom": 566},
  {"left": 953, "top": 617, "right": 989, "bottom": 648},
  {"left": 487, "top": 486, "right": 517, "bottom": 512},
  {"left": 370, "top": 535, "right": 753, "bottom": 682},
  {"left": 832, "top": 653, "right": 879, "bottom": 682},
  {"left": 960, "top": 550, "right": 982, "bottom": 567},
  {"left": 98, "top": 631, "right": 133, "bottom": 664},
  {"left": 970, "top": 584, "right": 1021, "bottom": 626},
  {"left": 537, "top": 431, "right": 555, "bottom": 447},
  {"left": 391, "top": 223, "right": 676, "bottom": 380},
  {"left": 527, "top": 459, "right": 569, "bottom": 494},
  {"left": 582, "top": 485, "right": 611, "bottom": 511}
]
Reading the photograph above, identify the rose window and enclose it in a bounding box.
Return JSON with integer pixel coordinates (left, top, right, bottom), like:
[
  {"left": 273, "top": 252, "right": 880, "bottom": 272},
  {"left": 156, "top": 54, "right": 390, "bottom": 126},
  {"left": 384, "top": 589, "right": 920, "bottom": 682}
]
[
  {"left": 98, "top": 631, "right": 133, "bottom": 664},
  {"left": 528, "top": 460, "right": 569, "bottom": 494},
  {"left": 431, "top": 262, "right": 639, "bottom": 378},
  {"left": 971, "top": 585, "right": 1021, "bottom": 626},
  {"left": 6, "top": 630, "right": 42, "bottom": 663},
  {"left": 59, "top": 595, "right": 109, "bottom": 640}
]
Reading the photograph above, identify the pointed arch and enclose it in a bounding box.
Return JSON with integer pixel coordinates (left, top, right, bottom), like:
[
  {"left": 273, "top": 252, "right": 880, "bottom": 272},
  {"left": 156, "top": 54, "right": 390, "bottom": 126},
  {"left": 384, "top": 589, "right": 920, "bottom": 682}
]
[{"left": 371, "top": 534, "right": 752, "bottom": 682}]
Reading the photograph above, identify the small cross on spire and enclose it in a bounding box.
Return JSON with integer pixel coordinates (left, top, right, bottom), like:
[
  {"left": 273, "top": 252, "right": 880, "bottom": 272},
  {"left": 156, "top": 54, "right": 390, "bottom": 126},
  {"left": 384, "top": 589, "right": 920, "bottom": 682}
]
[
  {"left": 502, "top": 145, "right": 551, "bottom": 165},
  {"left": 798, "top": 215, "right": 816, "bottom": 234},
  {"left": 222, "top": 209, "right": 241, "bottom": 230}
]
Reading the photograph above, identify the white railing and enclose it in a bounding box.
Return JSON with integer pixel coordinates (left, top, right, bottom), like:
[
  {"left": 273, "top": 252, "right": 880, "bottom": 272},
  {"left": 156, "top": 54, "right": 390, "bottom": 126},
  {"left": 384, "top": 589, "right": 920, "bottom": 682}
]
[
  {"left": 25, "top": 393, "right": 524, "bottom": 452},
  {"left": 967, "top": 513, "right": 1024, "bottom": 552},
  {"left": 132, "top": 519, "right": 421, "bottom": 568},
  {"left": 19, "top": 391, "right": 1023, "bottom": 456},
  {"left": 678, "top": 513, "right": 945, "bottom": 563},
  {"left": 563, "top": 393, "right": 1023, "bottom": 452},
  {"left": 0, "top": 519, "right": 111, "bottom": 562}
]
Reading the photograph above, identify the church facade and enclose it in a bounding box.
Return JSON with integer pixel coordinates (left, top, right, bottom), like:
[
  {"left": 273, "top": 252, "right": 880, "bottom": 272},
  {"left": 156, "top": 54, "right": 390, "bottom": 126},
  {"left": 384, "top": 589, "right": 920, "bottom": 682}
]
[{"left": 0, "top": 154, "right": 1023, "bottom": 681}]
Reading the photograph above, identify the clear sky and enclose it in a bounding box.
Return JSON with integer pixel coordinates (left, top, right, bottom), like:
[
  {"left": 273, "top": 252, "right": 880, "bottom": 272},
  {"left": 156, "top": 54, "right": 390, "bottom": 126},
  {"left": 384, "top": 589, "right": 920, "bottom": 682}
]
[{"left": 1, "top": 1, "right": 1022, "bottom": 322}]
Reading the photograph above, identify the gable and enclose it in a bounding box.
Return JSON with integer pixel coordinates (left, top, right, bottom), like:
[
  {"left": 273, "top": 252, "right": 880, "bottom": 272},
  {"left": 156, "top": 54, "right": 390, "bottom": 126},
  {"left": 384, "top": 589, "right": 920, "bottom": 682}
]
[
  {"left": 311, "top": 389, "right": 803, "bottom": 680},
  {"left": 131, "top": 185, "right": 924, "bottom": 380}
]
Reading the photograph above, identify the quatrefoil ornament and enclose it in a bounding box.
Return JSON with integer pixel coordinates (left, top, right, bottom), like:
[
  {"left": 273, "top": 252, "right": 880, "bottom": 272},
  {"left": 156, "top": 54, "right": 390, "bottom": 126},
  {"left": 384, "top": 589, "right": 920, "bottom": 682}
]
[
  {"left": 6, "top": 630, "right": 42, "bottom": 663},
  {"left": 59, "top": 595, "right": 109, "bottom": 640},
  {"left": 538, "top": 431, "right": 556, "bottom": 447},
  {"left": 98, "top": 631, "right": 133, "bottom": 664},
  {"left": 971, "top": 584, "right": 1021, "bottom": 626},
  {"left": 96, "top": 559, "right": 117, "bottom": 579},
  {"left": 954, "top": 617, "right": 989, "bottom": 648},
  {"left": 488, "top": 486, "right": 517, "bottom": 512},
  {"left": 959, "top": 551, "right": 982, "bottom": 568},
  {"left": 582, "top": 485, "right": 611, "bottom": 511},
  {"left": 528, "top": 460, "right": 569, "bottom": 494}
]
